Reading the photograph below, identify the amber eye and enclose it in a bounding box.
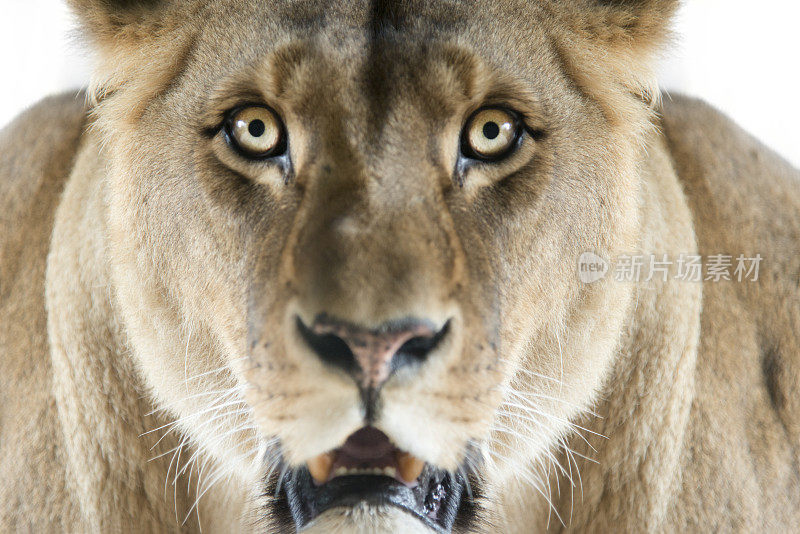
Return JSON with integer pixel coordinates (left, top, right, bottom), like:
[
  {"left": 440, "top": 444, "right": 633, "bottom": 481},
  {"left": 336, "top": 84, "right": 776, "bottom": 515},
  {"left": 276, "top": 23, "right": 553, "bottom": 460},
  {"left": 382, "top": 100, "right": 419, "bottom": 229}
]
[
  {"left": 461, "top": 108, "right": 521, "bottom": 161},
  {"left": 224, "top": 106, "right": 286, "bottom": 159}
]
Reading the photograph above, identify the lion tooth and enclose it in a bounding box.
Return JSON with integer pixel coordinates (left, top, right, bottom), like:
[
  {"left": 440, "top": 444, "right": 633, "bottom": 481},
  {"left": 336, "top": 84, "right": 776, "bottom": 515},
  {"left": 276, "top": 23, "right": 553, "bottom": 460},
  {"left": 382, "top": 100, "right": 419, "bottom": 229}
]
[
  {"left": 383, "top": 467, "right": 397, "bottom": 478},
  {"left": 334, "top": 466, "right": 349, "bottom": 477},
  {"left": 396, "top": 452, "right": 425, "bottom": 483},
  {"left": 307, "top": 453, "right": 334, "bottom": 485}
]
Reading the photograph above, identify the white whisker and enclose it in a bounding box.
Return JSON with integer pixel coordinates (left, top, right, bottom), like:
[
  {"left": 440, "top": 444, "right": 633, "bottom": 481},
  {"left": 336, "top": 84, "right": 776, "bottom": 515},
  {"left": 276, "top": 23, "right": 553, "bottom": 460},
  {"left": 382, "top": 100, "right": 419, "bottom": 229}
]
[
  {"left": 186, "top": 357, "right": 248, "bottom": 382},
  {"left": 184, "top": 323, "right": 193, "bottom": 394},
  {"left": 555, "top": 328, "right": 564, "bottom": 392}
]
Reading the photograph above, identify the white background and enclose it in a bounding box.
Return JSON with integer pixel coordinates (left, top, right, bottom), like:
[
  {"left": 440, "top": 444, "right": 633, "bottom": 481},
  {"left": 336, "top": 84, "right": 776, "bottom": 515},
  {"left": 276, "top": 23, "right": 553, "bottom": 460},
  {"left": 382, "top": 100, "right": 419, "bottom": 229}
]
[{"left": 1, "top": 0, "right": 799, "bottom": 168}]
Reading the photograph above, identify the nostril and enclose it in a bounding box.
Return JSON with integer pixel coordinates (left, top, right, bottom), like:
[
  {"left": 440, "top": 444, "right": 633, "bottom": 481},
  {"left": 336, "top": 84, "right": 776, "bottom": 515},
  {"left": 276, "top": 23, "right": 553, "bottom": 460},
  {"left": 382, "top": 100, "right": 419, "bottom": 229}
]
[
  {"left": 296, "top": 316, "right": 358, "bottom": 375},
  {"left": 393, "top": 320, "right": 450, "bottom": 366}
]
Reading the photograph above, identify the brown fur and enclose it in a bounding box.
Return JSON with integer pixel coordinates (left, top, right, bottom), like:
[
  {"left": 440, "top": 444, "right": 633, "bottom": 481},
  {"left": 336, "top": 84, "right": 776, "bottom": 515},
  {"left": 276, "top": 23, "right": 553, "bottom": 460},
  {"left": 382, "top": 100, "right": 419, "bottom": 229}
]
[{"left": 1, "top": 0, "right": 798, "bottom": 532}]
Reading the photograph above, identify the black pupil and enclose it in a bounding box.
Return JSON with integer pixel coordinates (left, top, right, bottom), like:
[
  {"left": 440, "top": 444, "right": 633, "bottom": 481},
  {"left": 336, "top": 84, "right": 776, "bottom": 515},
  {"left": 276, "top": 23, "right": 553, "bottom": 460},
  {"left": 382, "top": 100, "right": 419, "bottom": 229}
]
[
  {"left": 482, "top": 121, "right": 500, "bottom": 140},
  {"left": 248, "top": 119, "right": 266, "bottom": 137}
]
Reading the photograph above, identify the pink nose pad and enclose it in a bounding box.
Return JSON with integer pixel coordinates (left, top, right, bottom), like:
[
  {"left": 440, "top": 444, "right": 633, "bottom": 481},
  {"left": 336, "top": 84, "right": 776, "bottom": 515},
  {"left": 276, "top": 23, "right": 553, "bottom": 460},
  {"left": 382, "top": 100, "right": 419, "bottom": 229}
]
[{"left": 304, "top": 315, "right": 444, "bottom": 390}]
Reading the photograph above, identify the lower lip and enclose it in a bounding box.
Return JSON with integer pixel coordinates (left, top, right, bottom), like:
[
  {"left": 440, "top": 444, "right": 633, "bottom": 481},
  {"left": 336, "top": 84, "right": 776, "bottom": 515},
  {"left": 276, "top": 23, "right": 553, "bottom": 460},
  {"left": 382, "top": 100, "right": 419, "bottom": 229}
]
[{"left": 280, "top": 466, "right": 467, "bottom": 533}]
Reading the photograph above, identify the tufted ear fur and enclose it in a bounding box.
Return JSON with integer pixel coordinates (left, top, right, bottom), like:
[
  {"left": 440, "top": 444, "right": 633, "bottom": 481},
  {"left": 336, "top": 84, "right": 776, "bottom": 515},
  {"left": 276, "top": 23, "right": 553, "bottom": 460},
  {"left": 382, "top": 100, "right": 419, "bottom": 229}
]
[
  {"left": 581, "top": 0, "right": 679, "bottom": 49},
  {"left": 67, "top": 0, "right": 167, "bottom": 44},
  {"left": 546, "top": 0, "right": 680, "bottom": 133},
  {"left": 67, "top": 0, "right": 198, "bottom": 125}
]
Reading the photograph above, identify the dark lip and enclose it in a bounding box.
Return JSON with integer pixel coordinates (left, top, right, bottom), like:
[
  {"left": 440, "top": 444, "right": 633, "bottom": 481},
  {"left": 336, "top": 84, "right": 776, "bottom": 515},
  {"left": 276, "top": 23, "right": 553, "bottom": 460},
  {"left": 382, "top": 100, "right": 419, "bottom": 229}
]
[{"left": 281, "top": 464, "right": 467, "bottom": 532}]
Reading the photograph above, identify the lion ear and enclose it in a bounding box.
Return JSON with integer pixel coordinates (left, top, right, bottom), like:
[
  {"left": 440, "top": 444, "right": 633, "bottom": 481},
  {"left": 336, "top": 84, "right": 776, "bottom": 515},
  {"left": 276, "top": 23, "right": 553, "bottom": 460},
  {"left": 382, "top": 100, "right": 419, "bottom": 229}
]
[
  {"left": 67, "top": 0, "right": 166, "bottom": 44},
  {"left": 586, "top": 0, "right": 679, "bottom": 52},
  {"left": 553, "top": 0, "right": 679, "bottom": 129},
  {"left": 68, "top": 0, "right": 191, "bottom": 123}
]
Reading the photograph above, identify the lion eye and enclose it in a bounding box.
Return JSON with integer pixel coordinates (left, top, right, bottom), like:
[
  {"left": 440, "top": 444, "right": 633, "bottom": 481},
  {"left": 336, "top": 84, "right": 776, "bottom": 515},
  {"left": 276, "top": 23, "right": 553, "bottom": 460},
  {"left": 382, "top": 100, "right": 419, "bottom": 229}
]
[
  {"left": 461, "top": 108, "right": 521, "bottom": 161},
  {"left": 225, "top": 106, "right": 286, "bottom": 159}
]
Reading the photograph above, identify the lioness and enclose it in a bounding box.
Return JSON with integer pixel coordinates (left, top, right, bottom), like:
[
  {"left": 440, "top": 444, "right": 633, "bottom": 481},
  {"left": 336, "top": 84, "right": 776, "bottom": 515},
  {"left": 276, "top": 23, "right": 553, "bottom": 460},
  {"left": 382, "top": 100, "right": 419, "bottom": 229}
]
[{"left": 1, "top": 0, "right": 799, "bottom": 532}]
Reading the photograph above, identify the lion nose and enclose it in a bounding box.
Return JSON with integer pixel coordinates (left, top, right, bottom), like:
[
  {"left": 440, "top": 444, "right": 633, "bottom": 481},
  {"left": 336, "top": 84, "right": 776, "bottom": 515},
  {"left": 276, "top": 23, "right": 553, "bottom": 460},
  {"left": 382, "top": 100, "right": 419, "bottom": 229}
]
[{"left": 297, "top": 314, "right": 449, "bottom": 391}]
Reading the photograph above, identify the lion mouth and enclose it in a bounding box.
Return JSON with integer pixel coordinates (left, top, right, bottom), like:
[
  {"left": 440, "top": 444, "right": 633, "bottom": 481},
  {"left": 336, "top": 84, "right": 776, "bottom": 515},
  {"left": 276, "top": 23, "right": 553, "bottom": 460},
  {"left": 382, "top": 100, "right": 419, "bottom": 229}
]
[{"left": 281, "top": 426, "right": 468, "bottom": 532}]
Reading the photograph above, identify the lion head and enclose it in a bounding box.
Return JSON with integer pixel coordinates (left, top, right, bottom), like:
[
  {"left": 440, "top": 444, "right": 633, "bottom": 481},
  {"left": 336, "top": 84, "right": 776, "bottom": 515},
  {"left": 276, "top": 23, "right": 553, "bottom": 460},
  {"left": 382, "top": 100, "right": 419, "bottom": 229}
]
[{"left": 69, "top": 0, "right": 677, "bottom": 530}]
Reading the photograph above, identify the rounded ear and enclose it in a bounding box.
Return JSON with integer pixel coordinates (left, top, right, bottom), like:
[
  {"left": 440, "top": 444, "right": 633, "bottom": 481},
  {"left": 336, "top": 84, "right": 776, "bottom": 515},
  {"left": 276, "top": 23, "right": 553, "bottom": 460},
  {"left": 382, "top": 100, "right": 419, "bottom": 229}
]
[
  {"left": 548, "top": 0, "right": 680, "bottom": 131},
  {"left": 67, "top": 0, "right": 165, "bottom": 44},
  {"left": 587, "top": 0, "right": 680, "bottom": 49},
  {"left": 67, "top": 0, "right": 195, "bottom": 127}
]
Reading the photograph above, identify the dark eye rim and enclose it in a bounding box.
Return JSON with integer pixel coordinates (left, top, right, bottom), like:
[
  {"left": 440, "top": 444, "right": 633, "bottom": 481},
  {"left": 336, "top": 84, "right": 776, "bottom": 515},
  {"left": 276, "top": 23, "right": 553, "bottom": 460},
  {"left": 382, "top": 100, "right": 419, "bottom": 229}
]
[
  {"left": 222, "top": 103, "right": 288, "bottom": 160},
  {"left": 459, "top": 106, "right": 524, "bottom": 163}
]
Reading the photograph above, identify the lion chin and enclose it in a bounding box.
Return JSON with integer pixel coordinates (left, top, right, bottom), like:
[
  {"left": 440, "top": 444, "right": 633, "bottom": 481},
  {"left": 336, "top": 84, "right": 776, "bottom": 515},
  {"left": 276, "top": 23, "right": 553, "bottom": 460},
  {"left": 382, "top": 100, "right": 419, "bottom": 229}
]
[{"left": 304, "top": 504, "right": 439, "bottom": 534}]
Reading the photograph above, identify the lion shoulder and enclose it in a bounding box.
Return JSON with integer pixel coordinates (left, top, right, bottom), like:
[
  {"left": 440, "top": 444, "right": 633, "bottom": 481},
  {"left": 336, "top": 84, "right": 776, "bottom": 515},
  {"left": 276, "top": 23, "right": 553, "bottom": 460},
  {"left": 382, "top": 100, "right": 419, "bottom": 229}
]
[
  {"left": 0, "top": 92, "right": 86, "bottom": 529},
  {"left": 661, "top": 93, "right": 800, "bottom": 302},
  {"left": 660, "top": 94, "right": 800, "bottom": 253},
  {"left": 660, "top": 95, "right": 800, "bottom": 524},
  {"left": 0, "top": 91, "right": 87, "bottom": 375},
  {"left": 0, "top": 92, "right": 87, "bottom": 230}
]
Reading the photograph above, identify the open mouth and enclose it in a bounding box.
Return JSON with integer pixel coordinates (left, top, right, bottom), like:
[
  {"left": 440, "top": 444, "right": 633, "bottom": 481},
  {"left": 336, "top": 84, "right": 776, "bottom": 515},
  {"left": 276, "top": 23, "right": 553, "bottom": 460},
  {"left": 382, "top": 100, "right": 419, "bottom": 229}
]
[{"left": 280, "top": 426, "right": 468, "bottom": 532}]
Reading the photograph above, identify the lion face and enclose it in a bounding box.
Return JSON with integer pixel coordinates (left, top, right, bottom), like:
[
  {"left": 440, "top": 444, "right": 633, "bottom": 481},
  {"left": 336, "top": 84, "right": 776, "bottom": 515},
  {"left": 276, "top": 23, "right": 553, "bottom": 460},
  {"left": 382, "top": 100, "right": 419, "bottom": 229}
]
[{"left": 75, "top": 0, "right": 674, "bottom": 530}]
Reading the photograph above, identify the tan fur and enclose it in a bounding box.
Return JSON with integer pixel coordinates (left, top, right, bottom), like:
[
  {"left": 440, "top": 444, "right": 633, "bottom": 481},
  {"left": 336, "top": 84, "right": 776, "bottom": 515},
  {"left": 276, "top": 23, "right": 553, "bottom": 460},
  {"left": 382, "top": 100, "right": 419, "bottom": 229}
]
[{"left": 1, "top": 0, "right": 798, "bottom": 532}]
